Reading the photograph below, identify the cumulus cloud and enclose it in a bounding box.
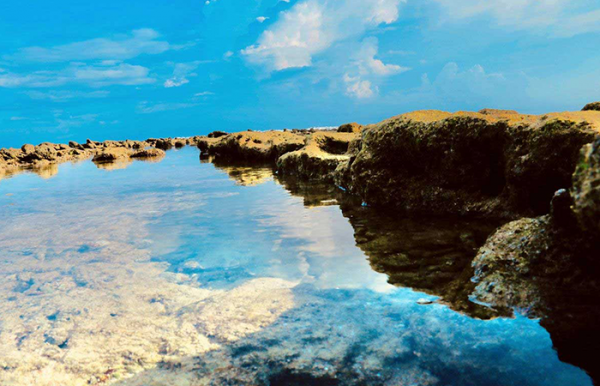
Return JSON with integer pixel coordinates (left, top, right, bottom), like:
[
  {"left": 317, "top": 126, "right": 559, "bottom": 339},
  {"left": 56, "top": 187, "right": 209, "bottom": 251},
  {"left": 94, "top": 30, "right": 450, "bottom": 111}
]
[
  {"left": 343, "top": 37, "right": 409, "bottom": 99},
  {"left": 7, "top": 29, "right": 170, "bottom": 62},
  {"left": 0, "top": 62, "right": 155, "bottom": 88},
  {"left": 256, "top": 16, "right": 269, "bottom": 23},
  {"left": 242, "top": 0, "right": 405, "bottom": 72}
]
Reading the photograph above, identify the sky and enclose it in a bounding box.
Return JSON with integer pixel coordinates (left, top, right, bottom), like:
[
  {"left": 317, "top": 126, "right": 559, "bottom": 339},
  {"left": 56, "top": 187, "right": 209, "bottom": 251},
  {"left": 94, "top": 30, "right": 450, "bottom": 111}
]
[{"left": 1, "top": 0, "right": 600, "bottom": 147}]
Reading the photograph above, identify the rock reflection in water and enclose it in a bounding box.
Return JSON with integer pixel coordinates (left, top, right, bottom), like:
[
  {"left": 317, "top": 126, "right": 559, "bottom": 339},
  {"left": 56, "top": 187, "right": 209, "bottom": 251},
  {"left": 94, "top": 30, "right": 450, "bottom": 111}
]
[{"left": 0, "top": 150, "right": 594, "bottom": 386}]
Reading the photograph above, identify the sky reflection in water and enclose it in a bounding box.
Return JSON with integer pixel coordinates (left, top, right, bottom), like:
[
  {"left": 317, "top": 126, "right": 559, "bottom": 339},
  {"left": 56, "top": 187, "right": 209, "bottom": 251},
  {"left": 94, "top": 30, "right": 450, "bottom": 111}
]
[{"left": 0, "top": 147, "right": 593, "bottom": 385}]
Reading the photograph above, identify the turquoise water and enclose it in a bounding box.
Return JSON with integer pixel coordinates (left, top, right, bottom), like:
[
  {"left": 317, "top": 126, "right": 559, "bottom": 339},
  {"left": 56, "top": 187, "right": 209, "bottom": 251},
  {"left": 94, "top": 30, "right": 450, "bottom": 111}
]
[{"left": 0, "top": 147, "right": 593, "bottom": 386}]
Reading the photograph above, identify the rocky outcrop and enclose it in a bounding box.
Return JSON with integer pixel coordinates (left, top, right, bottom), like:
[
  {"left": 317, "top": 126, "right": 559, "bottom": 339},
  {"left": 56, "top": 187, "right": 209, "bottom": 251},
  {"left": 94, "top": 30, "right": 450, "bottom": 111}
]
[
  {"left": 572, "top": 139, "right": 600, "bottom": 237},
  {"left": 335, "top": 110, "right": 600, "bottom": 218},
  {"left": 277, "top": 132, "right": 357, "bottom": 182},
  {"left": 337, "top": 122, "right": 363, "bottom": 133},
  {"left": 197, "top": 131, "right": 306, "bottom": 162},
  {"left": 582, "top": 102, "right": 600, "bottom": 111},
  {"left": 1, "top": 137, "right": 195, "bottom": 180}
]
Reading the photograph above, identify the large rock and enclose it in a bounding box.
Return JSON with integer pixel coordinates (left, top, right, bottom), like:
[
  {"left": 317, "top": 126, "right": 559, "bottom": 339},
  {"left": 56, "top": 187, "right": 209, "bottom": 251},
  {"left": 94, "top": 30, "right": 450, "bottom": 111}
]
[
  {"left": 92, "top": 147, "right": 133, "bottom": 163},
  {"left": 572, "top": 139, "right": 600, "bottom": 237},
  {"left": 582, "top": 102, "right": 600, "bottom": 111},
  {"left": 336, "top": 110, "right": 600, "bottom": 218},
  {"left": 277, "top": 132, "right": 357, "bottom": 182},
  {"left": 197, "top": 131, "right": 305, "bottom": 162}
]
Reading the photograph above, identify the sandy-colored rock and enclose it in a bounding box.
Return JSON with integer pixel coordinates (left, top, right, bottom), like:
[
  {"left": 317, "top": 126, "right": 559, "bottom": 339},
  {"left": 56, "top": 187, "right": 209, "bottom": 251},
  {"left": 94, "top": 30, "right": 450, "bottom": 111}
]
[
  {"left": 197, "top": 131, "right": 306, "bottom": 162},
  {"left": 92, "top": 147, "right": 133, "bottom": 163},
  {"left": 277, "top": 132, "right": 357, "bottom": 182},
  {"left": 131, "top": 148, "right": 166, "bottom": 159},
  {"left": 337, "top": 122, "right": 363, "bottom": 133}
]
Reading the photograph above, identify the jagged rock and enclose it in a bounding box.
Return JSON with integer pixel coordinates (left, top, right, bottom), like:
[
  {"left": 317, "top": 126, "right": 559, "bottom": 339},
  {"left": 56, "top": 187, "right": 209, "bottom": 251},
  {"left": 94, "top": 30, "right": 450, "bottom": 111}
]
[
  {"left": 131, "top": 148, "right": 166, "bottom": 158},
  {"left": 198, "top": 131, "right": 305, "bottom": 162},
  {"left": 335, "top": 110, "right": 600, "bottom": 218},
  {"left": 582, "top": 102, "right": 600, "bottom": 111},
  {"left": 21, "top": 144, "right": 35, "bottom": 154},
  {"left": 337, "top": 122, "right": 363, "bottom": 133},
  {"left": 208, "top": 131, "right": 228, "bottom": 138},
  {"left": 277, "top": 132, "right": 356, "bottom": 182},
  {"left": 92, "top": 148, "right": 133, "bottom": 163},
  {"left": 572, "top": 139, "right": 600, "bottom": 236},
  {"left": 154, "top": 138, "right": 175, "bottom": 150},
  {"left": 174, "top": 139, "right": 186, "bottom": 148}
]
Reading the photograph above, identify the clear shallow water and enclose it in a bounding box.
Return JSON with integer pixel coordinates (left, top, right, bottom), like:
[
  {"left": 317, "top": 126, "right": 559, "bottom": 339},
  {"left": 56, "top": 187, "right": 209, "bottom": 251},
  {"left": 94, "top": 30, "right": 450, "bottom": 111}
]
[{"left": 0, "top": 147, "right": 593, "bottom": 386}]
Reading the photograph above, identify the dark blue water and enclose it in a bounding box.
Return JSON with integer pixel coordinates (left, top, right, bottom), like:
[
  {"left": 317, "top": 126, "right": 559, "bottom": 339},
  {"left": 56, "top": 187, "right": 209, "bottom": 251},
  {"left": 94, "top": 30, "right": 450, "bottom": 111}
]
[{"left": 0, "top": 147, "right": 593, "bottom": 385}]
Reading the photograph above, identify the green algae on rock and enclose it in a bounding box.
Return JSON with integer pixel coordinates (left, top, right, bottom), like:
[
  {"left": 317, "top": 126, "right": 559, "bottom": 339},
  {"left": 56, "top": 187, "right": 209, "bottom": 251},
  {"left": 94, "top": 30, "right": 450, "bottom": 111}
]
[{"left": 335, "top": 110, "right": 600, "bottom": 218}]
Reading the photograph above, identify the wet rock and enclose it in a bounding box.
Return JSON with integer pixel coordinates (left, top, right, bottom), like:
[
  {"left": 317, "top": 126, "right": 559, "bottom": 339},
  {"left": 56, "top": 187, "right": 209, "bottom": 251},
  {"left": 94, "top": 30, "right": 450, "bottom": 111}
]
[
  {"left": 336, "top": 110, "right": 600, "bottom": 218},
  {"left": 92, "top": 147, "right": 133, "bottom": 163},
  {"left": 277, "top": 132, "right": 356, "bottom": 182},
  {"left": 131, "top": 148, "right": 166, "bottom": 159},
  {"left": 154, "top": 138, "right": 175, "bottom": 150},
  {"left": 572, "top": 139, "right": 600, "bottom": 237},
  {"left": 198, "top": 131, "right": 305, "bottom": 162}
]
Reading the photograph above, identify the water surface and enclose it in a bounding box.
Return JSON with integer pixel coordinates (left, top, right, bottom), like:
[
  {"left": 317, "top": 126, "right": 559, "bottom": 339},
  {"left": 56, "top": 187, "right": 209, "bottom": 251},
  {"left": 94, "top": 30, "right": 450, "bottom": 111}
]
[{"left": 0, "top": 147, "right": 593, "bottom": 385}]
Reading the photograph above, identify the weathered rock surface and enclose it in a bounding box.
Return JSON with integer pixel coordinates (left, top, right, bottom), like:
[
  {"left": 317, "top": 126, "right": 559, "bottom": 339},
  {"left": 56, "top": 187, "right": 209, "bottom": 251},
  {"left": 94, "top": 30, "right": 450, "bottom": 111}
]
[
  {"left": 1, "top": 137, "right": 196, "bottom": 180},
  {"left": 582, "top": 101, "right": 600, "bottom": 111},
  {"left": 572, "top": 139, "right": 600, "bottom": 237},
  {"left": 336, "top": 110, "right": 600, "bottom": 218},
  {"left": 337, "top": 122, "right": 363, "bottom": 133},
  {"left": 197, "top": 131, "right": 306, "bottom": 162},
  {"left": 277, "top": 132, "right": 357, "bottom": 182}
]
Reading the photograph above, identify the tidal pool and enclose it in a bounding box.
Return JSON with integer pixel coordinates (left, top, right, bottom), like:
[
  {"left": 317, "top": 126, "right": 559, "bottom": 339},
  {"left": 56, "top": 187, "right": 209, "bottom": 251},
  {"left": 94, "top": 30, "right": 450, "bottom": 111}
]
[{"left": 0, "top": 147, "right": 594, "bottom": 385}]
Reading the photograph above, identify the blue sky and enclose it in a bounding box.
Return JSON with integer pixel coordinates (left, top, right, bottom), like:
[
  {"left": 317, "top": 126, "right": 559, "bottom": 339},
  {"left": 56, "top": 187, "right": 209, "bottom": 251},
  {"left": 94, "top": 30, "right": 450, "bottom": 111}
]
[{"left": 1, "top": 0, "right": 599, "bottom": 147}]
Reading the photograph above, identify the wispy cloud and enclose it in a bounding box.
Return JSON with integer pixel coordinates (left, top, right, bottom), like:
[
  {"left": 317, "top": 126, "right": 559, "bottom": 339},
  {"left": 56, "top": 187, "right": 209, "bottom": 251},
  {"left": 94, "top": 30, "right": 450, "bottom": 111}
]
[
  {"left": 163, "top": 61, "right": 208, "bottom": 88},
  {"left": 136, "top": 101, "right": 198, "bottom": 114},
  {"left": 24, "top": 90, "right": 110, "bottom": 101},
  {"left": 0, "top": 62, "right": 154, "bottom": 88},
  {"left": 432, "top": 0, "right": 600, "bottom": 36},
  {"left": 6, "top": 29, "right": 170, "bottom": 63}
]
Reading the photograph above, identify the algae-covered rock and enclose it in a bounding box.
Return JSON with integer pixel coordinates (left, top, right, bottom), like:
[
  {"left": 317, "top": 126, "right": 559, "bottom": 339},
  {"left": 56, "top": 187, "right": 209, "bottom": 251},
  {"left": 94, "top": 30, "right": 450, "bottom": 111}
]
[
  {"left": 582, "top": 102, "right": 600, "bottom": 111},
  {"left": 277, "top": 132, "right": 356, "bottom": 182},
  {"left": 572, "top": 139, "right": 600, "bottom": 236},
  {"left": 336, "top": 110, "right": 600, "bottom": 217}
]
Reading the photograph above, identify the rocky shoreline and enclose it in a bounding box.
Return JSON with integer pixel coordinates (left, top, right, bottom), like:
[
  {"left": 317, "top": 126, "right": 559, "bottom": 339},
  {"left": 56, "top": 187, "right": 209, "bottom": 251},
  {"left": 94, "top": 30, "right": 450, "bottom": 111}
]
[{"left": 3, "top": 103, "right": 600, "bottom": 381}]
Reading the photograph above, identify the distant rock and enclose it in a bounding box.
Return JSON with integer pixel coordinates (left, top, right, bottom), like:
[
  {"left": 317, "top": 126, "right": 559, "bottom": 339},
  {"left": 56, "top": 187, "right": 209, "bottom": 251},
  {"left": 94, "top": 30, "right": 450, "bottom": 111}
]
[
  {"left": 582, "top": 102, "right": 600, "bottom": 111},
  {"left": 208, "top": 130, "right": 228, "bottom": 138},
  {"left": 337, "top": 122, "right": 363, "bottom": 133}
]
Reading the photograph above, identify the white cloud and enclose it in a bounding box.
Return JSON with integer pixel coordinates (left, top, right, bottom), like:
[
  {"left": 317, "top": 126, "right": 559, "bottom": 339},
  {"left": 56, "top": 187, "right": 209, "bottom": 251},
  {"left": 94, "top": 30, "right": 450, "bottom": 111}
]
[
  {"left": 164, "top": 61, "right": 206, "bottom": 88},
  {"left": 256, "top": 16, "right": 269, "bottom": 23},
  {"left": 431, "top": 0, "right": 600, "bottom": 36},
  {"left": 344, "top": 74, "right": 375, "bottom": 99},
  {"left": 242, "top": 0, "right": 405, "bottom": 72},
  {"left": 0, "top": 62, "right": 155, "bottom": 88},
  {"left": 343, "top": 37, "right": 409, "bottom": 99},
  {"left": 194, "top": 91, "right": 214, "bottom": 96},
  {"left": 10, "top": 116, "right": 27, "bottom": 121},
  {"left": 7, "top": 29, "right": 170, "bottom": 63}
]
